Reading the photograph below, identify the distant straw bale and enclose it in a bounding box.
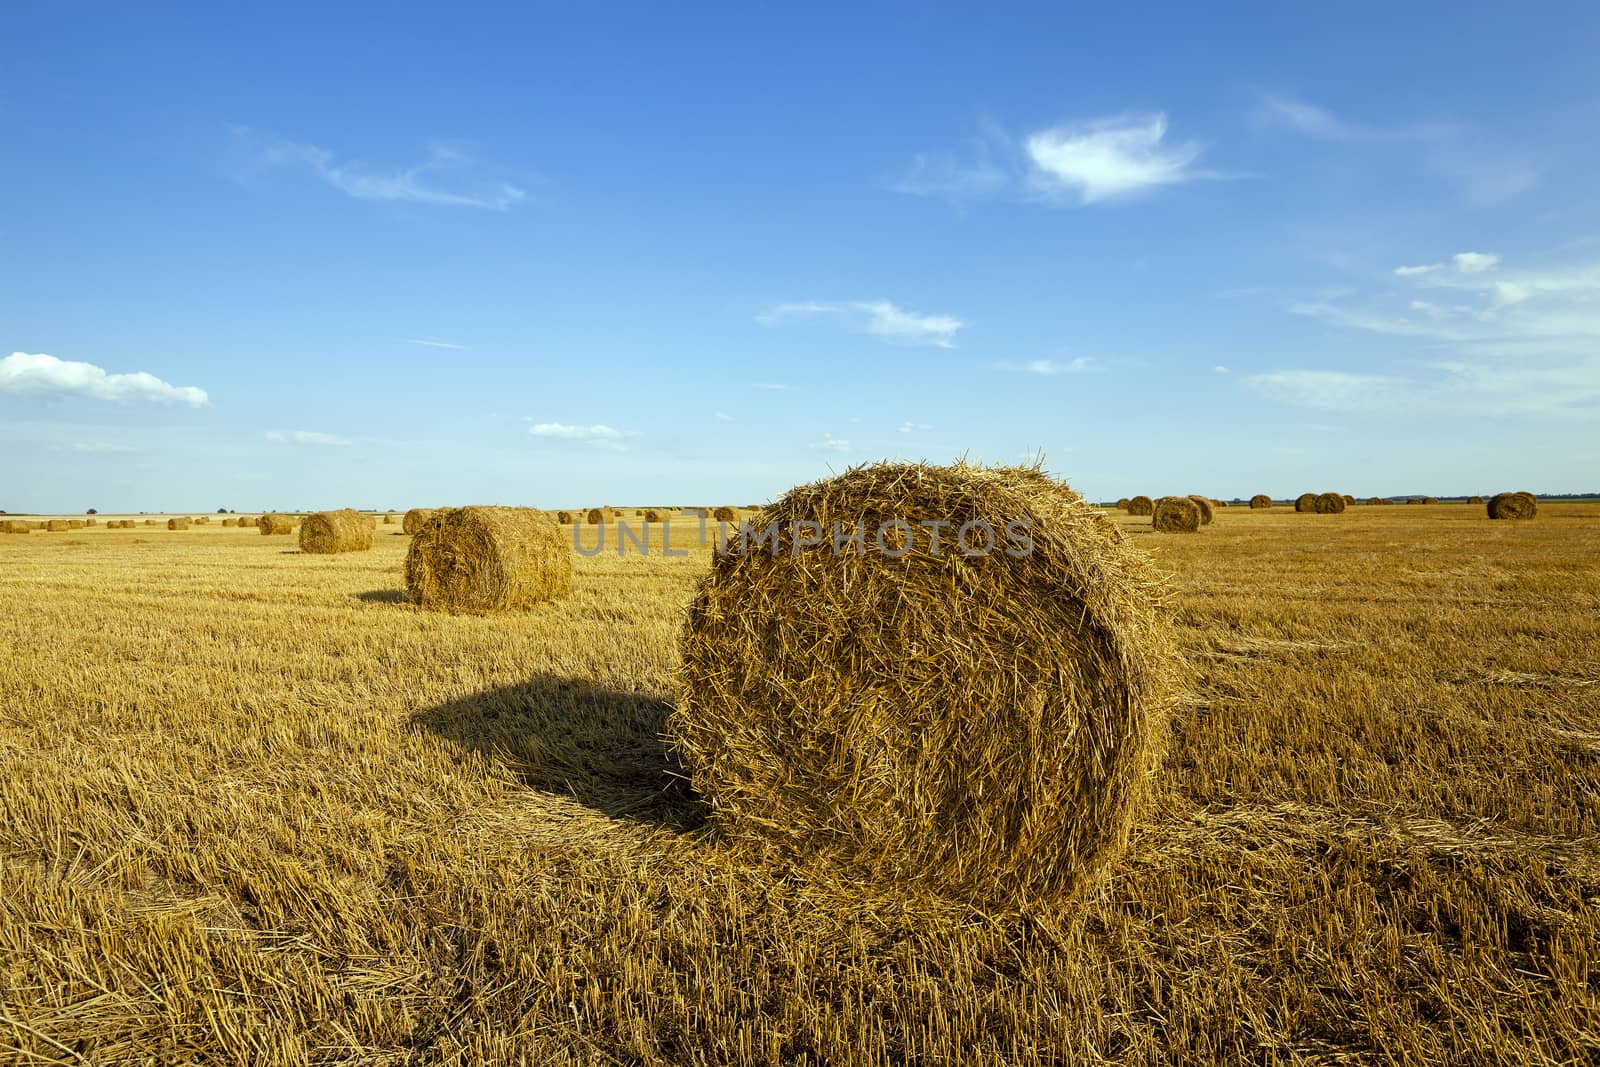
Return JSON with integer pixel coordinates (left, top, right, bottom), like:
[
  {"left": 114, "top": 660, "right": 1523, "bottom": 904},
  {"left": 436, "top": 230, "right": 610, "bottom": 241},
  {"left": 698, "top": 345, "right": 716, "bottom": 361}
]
[
  {"left": 1313, "top": 493, "right": 1346, "bottom": 514},
  {"left": 259, "top": 514, "right": 295, "bottom": 536},
  {"left": 1125, "top": 495, "right": 1154, "bottom": 516},
  {"left": 643, "top": 509, "right": 666, "bottom": 523},
  {"left": 1116, "top": 498, "right": 1130, "bottom": 509},
  {"left": 1366, "top": 497, "right": 1385, "bottom": 506},
  {"left": 1, "top": 520, "right": 30, "bottom": 534},
  {"left": 402, "top": 509, "right": 436, "bottom": 535},
  {"left": 1342, "top": 495, "right": 1356, "bottom": 506},
  {"left": 1186, "top": 496, "right": 1214, "bottom": 525},
  {"left": 299, "top": 509, "right": 373, "bottom": 554},
  {"left": 1249, "top": 495, "right": 1272, "bottom": 509},
  {"left": 47, "top": 520, "right": 70, "bottom": 532},
  {"left": 1153, "top": 496, "right": 1201, "bottom": 533},
  {"left": 1423, "top": 497, "right": 1439, "bottom": 505},
  {"left": 586, "top": 507, "right": 615, "bottom": 525},
  {"left": 383, "top": 514, "right": 396, "bottom": 525},
  {"left": 1487, "top": 492, "right": 1537, "bottom": 521},
  {"left": 712, "top": 506, "right": 738, "bottom": 522},
  {"left": 670, "top": 461, "right": 1177, "bottom": 910},
  {"left": 1294, "top": 493, "right": 1318, "bottom": 513},
  {"left": 405, "top": 506, "right": 573, "bottom": 613},
  {"left": 222, "top": 518, "right": 238, "bottom": 527},
  {"left": 167, "top": 518, "right": 190, "bottom": 530},
  {"left": 555, "top": 511, "right": 574, "bottom": 524},
  {"left": 1467, "top": 496, "right": 1484, "bottom": 505}
]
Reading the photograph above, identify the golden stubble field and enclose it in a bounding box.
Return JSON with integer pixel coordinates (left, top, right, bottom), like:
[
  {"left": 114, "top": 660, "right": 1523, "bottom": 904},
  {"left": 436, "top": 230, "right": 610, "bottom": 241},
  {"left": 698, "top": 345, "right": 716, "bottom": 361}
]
[{"left": 1, "top": 504, "right": 1597, "bottom": 1065}]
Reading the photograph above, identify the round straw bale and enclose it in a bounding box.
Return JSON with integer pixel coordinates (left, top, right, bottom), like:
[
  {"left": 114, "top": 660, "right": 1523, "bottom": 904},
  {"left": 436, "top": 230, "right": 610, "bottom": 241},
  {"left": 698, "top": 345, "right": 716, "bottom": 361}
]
[
  {"left": 299, "top": 509, "right": 373, "bottom": 554},
  {"left": 1313, "top": 492, "right": 1346, "bottom": 514},
  {"left": 1249, "top": 494, "right": 1273, "bottom": 509},
  {"left": 383, "top": 514, "right": 396, "bottom": 525},
  {"left": 1294, "top": 493, "right": 1317, "bottom": 513},
  {"left": 222, "top": 518, "right": 238, "bottom": 527},
  {"left": 167, "top": 517, "right": 190, "bottom": 530},
  {"left": 555, "top": 510, "right": 574, "bottom": 524},
  {"left": 1487, "top": 492, "right": 1537, "bottom": 520},
  {"left": 258, "top": 514, "right": 294, "bottom": 535},
  {"left": 1186, "top": 496, "right": 1214, "bottom": 525},
  {"left": 47, "top": 520, "right": 70, "bottom": 532},
  {"left": 1467, "top": 496, "right": 1484, "bottom": 505},
  {"left": 1422, "top": 496, "right": 1439, "bottom": 505},
  {"left": 85, "top": 518, "right": 98, "bottom": 527},
  {"left": 712, "top": 506, "right": 738, "bottom": 522},
  {"left": 643, "top": 509, "right": 666, "bottom": 523},
  {"left": 68, "top": 520, "right": 84, "bottom": 529},
  {"left": 1366, "top": 497, "right": 1384, "bottom": 506},
  {"left": 402, "top": 508, "right": 436, "bottom": 534},
  {"left": 671, "top": 461, "right": 1176, "bottom": 909},
  {"left": 363, "top": 514, "right": 378, "bottom": 529},
  {"left": 1153, "top": 496, "right": 1201, "bottom": 533},
  {"left": 2, "top": 520, "right": 30, "bottom": 534},
  {"left": 1125, "top": 495, "right": 1154, "bottom": 516},
  {"left": 405, "top": 506, "right": 573, "bottom": 613},
  {"left": 585, "top": 507, "right": 615, "bottom": 525},
  {"left": 1115, "top": 498, "right": 1130, "bottom": 509}
]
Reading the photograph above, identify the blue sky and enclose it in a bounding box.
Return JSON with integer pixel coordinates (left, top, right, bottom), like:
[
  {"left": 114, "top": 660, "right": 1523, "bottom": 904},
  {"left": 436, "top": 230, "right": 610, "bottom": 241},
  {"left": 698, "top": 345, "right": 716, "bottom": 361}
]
[{"left": 4, "top": 3, "right": 1599, "bottom": 512}]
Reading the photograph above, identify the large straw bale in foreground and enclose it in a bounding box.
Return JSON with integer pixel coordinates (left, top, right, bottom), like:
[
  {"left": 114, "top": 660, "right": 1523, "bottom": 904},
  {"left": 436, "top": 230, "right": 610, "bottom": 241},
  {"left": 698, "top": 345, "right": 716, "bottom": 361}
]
[
  {"left": 259, "top": 515, "right": 295, "bottom": 535},
  {"left": 403, "top": 508, "right": 436, "bottom": 534},
  {"left": 405, "top": 506, "right": 572, "bottom": 613},
  {"left": 671, "top": 461, "right": 1176, "bottom": 910},
  {"left": 1249, "top": 494, "right": 1272, "bottom": 509},
  {"left": 299, "top": 509, "right": 373, "bottom": 554},
  {"left": 1488, "top": 492, "right": 1537, "bottom": 520},
  {"left": 1153, "top": 496, "right": 1201, "bottom": 533},
  {"left": 1125, "top": 495, "right": 1154, "bottom": 516}
]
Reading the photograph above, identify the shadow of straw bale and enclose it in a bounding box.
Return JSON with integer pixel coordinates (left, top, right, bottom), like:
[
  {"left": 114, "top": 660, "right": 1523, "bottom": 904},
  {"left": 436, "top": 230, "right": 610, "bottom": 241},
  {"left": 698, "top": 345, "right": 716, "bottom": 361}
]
[
  {"left": 412, "top": 679, "right": 705, "bottom": 830},
  {"left": 354, "top": 589, "right": 408, "bottom": 604}
]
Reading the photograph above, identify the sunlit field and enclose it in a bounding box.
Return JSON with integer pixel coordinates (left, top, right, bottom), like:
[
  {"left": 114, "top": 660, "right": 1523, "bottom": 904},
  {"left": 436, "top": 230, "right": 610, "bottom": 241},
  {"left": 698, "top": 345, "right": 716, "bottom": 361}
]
[{"left": 2, "top": 504, "right": 1597, "bottom": 1065}]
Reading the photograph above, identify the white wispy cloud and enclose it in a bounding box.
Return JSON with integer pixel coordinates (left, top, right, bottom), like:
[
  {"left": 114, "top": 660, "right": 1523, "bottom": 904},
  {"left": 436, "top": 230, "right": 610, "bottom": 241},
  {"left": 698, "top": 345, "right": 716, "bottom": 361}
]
[
  {"left": 404, "top": 338, "right": 466, "bottom": 350},
  {"left": 1213, "top": 365, "right": 1231, "bottom": 374},
  {"left": 1394, "top": 264, "right": 1442, "bottom": 277},
  {"left": 527, "top": 422, "right": 637, "bottom": 450},
  {"left": 1026, "top": 114, "right": 1213, "bottom": 204},
  {"left": 1271, "top": 251, "right": 1600, "bottom": 415},
  {"left": 713, "top": 411, "right": 735, "bottom": 422},
  {"left": 68, "top": 441, "right": 137, "bottom": 454},
  {"left": 812, "top": 433, "right": 851, "bottom": 453},
  {"left": 266, "top": 430, "right": 352, "bottom": 446},
  {"left": 233, "top": 128, "right": 526, "bottom": 210},
  {"left": 1452, "top": 252, "right": 1500, "bottom": 274},
  {"left": 758, "top": 300, "right": 964, "bottom": 348},
  {"left": 893, "top": 111, "right": 1230, "bottom": 208},
  {"left": 891, "top": 145, "right": 1008, "bottom": 202},
  {"left": 897, "top": 421, "right": 932, "bottom": 433},
  {"left": 1245, "top": 370, "right": 1410, "bottom": 413},
  {"left": 1255, "top": 93, "right": 1539, "bottom": 205},
  {"left": 993, "top": 357, "right": 1097, "bottom": 375},
  {"left": 0, "top": 352, "right": 209, "bottom": 407}
]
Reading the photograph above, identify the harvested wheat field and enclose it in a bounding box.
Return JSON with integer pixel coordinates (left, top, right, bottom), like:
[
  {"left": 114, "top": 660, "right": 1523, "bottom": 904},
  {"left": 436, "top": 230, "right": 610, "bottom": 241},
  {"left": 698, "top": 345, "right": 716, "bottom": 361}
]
[{"left": 1, "top": 504, "right": 1596, "bottom": 1064}]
